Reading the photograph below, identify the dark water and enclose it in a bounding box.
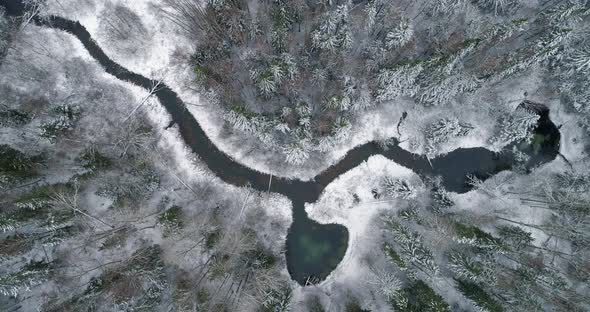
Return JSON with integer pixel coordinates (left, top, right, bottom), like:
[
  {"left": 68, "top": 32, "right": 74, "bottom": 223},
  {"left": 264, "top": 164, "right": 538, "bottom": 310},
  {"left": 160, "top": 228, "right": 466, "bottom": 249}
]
[
  {"left": 2, "top": 3, "right": 560, "bottom": 285},
  {"left": 0, "top": 0, "right": 24, "bottom": 15}
]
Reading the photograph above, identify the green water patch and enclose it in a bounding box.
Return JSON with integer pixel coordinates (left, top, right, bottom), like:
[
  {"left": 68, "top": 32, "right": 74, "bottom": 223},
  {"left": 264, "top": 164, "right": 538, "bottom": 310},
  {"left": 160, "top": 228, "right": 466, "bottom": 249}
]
[
  {"left": 530, "top": 133, "right": 548, "bottom": 155},
  {"left": 299, "top": 233, "right": 331, "bottom": 265},
  {"left": 296, "top": 225, "right": 347, "bottom": 268},
  {"left": 286, "top": 204, "right": 349, "bottom": 285}
]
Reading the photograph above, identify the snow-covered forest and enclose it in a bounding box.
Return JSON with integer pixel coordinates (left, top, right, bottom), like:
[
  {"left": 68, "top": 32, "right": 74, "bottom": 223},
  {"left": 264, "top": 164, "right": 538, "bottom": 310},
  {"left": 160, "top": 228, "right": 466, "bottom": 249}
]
[{"left": 1, "top": 0, "right": 590, "bottom": 311}]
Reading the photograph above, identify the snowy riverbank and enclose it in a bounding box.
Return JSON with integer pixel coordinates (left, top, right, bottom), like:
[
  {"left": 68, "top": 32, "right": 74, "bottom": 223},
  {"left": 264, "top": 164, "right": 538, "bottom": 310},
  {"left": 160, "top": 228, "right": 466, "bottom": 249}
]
[{"left": 41, "top": 0, "right": 553, "bottom": 181}]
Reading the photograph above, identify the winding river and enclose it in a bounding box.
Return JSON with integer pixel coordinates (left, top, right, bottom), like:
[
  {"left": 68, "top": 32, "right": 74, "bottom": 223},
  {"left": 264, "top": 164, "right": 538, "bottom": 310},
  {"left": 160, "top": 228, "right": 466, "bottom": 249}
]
[{"left": 2, "top": 2, "right": 561, "bottom": 285}]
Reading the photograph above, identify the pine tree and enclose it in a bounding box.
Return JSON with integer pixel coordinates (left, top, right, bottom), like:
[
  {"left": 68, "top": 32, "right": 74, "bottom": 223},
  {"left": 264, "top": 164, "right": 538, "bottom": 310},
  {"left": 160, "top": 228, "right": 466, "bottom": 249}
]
[
  {"left": 368, "top": 268, "right": 402, "bottom": 301},
  {"left": 39, "top": 104, "right": 81, "bottom": 142},
  {"left": 376, "top": 64, "right": 423, "bottom": 102},
  {"left": 544, "top": 2, "right": 590, "bottom": 26},
  {"left": 249, "top": 53, "right": 298, "bottom": 97},
  {"left": 391, "top": 281, "right": 450, "bottom": 312},
  {"left": 384, "top": 242, "right": 408, "bottom": 269},
  {"left": 332, "top": 117, "right": 351, "bottom": 142},
  {"left": 312, "top": 5, "right": 351, "bottom": 52},
  {"left": 0, "top": 217, "right": 17, "bottom": 233},
  {"left": 385, "top": 18, "right": 413, "bottom": 49},
  {"left": 158, "top": 205, "right": 183, "bottom": 236},
  {"left": 382, "top": 216, "right": 439, "bottom": 275},
  {"left": 255, "top": 71, "right": 278, "bottom": 96},
  {"left": 491, "top": 107, "right": 539, "bottom": 148},
  {"left": 260, "top": 286, "right": 292, "bottom": 312},
  {"left": 351, "top": 87, "right": 372, "bottom": 111},
  {"left": 0, "top": 261, "right": 51, "bottom": 297},
  {"left": 313, "top": 135, "right": 332, "bottom": 153},
  {"left": 363, "top": 0, "right": 378, "bottom": 30},
  {"left": 224, "top": 108, "right": 256, "bottom": 133},
  {"left": 416, "top": 74, "right": 479, "bottom": 107},
  {"left": 0, "top": 109, "right": 31, "bottom": 127},
  {"left": 79, "top": 147, "right": 112, "bottom": 173},
  {"left": 448, "top": 251, "right": 496, "bottom": 283},
  {"left": 1, "top": 145, "right": 36, "bottom": 175},
  {"left": 568, "top": 44, "right": 590, "bottom": 73},
  {"left": 535, "top": 27, "right": 572, "bottom": 62},
  {"left": 325, "top": 95, "right": 352, "bottom": 111},
  {"left": 452, "top": 223, "right": 505, "bottom": 252},
  {"left": 476, "top": 0, "right": 517, "bottom": 14},
  {"left": 496, "top": 225, "right": 533, "bottom": 250},
  {"left": 431, "top": 186, "right": 454, "bottom": 212},
  {"left": 311, "top": 67, "right": 327, "bottom": 86},
  {"left": 455, "top": 279, "right": 504, "bottom": 312},
  {"left": 283, "top": 141, "right": 310, "bottom": 165},
  {"left": 382, "top": 177, "right": 416, "bottom": 199},
  {"left": 425, "top": 118, "right": 473, "bottom": 156},
  {"left": 431, "top": 0, "right": 469, "bottom": 14}
]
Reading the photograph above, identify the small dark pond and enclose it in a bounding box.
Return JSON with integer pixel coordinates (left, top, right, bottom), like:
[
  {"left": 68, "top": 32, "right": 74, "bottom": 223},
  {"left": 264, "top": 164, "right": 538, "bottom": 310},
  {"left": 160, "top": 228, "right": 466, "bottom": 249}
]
[{"left": 2, "top": 3, "right": 561, "bottom": 285}]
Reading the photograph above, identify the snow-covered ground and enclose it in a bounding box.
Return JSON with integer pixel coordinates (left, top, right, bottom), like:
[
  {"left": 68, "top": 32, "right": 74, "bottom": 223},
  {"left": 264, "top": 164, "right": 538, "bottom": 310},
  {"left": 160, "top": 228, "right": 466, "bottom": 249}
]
[
  {"left": 1, "top": 22, "right": 295, "bottom": 310},
  {"left": 9, "top": 2, "right": 297, "bottom": 243},
  {"left": 41, "top": 0, "right": 568, "bottom": 181},
  {"left": 4, "top": 1, "right": 589, "bottom": 310},
  {"left": 45, "top": 0, "right": 403, "bottom": 180},
  {"left": 550, "top": 106, "right": 588, "bottom": 162}
]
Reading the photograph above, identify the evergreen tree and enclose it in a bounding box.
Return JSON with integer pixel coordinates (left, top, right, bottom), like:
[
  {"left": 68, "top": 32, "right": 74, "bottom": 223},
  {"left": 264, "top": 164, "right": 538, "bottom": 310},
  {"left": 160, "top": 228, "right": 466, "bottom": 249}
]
[
  {"left": 491, "top": 107, "right": 539, "bottom": 148},
  {"left": 431, "top": 0, "right": 469, "bottom": 14},
  {"left": 384, "top": 242, "right": 408, "bottom": 269},
  {"left": 0, "top": 109, "right": 31, "bottom": 127},
  {"left": 158, "top": 205, "right": 183, "bottom": 236},
  {"left": 312, "top": 5, "right": 352, "bottom": 52},
  {"left": 476, "top": 0, "right": 517, "bottom": 14},
  {"left": 376, "top": 64, "right": 422, "bottom": 102},
  {"left": 283, "top": 140, "right": 310, "bottom": 165},
  {"left": 0, "top": 145, "right": 35, "bottom": 177},
  {"left": 40, "top": 104, "right": 81, "bottom": 142},
  {"left": 568, "top": 44, "right": 590, "bottom": 73},
  {"left": 448, "top": 251, "right": 495, "bottom": 284},
  {"left": 496, "top": 225, "right": 533, "bottom": 250},
  {"left": 385, "top": 18, "right": 413, "bottom": 49},
  {"left": 425, "top": 118, "right": 473, "bottom": 156},
  {"left": 260, "top": 286, "right": 292, "bottom": 312},
  {"left": 452, "top": 222, "right": 505, "bottom": 252},
  {"left": 391, "top": 280, "right": 450, "bottom": 312},
  {"left": 224, "top": 107, "right": 256, "bottom": 133},
  {"left": 382, "top": 216, "right": 439, "bottom": 275},
  {"left": 0, "top": 261, "right": 51, "bottom": 297},
  {"left": 382, "top": 177, "right": 416, "bottom": 199},
  {"left": 368, "top": 268, "right": 402, "bottom": 301},
  {"left": 431, "top": 186, "right": 454, "bottom": 212},
  {"left": 455, "top": 279, "right": 503, "bottom": 312}
]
